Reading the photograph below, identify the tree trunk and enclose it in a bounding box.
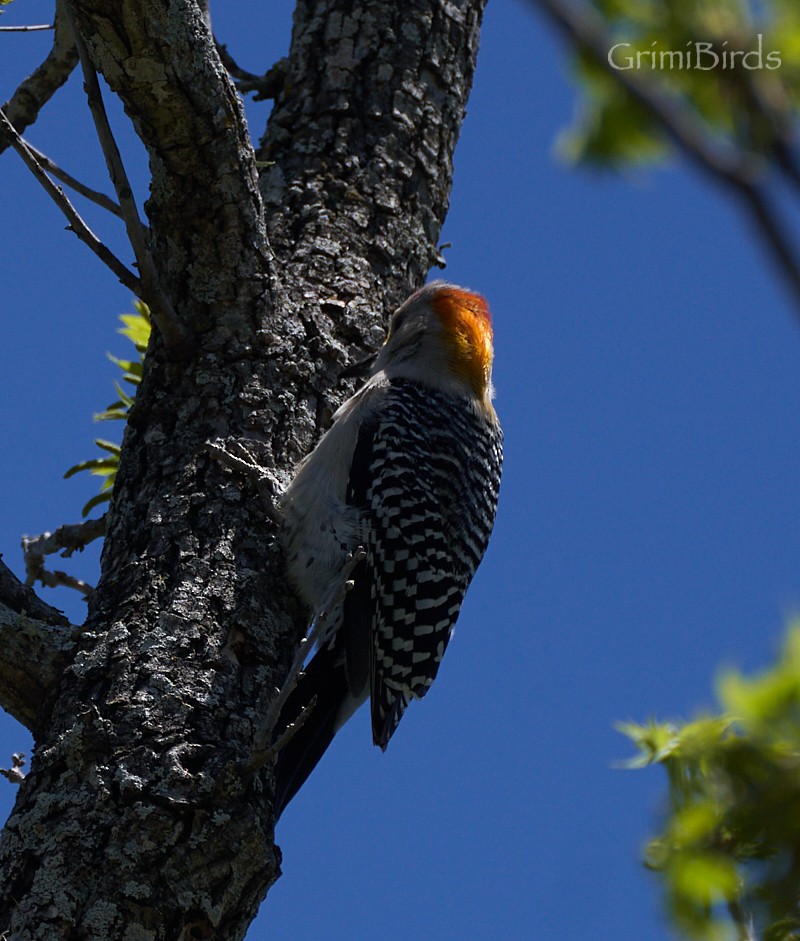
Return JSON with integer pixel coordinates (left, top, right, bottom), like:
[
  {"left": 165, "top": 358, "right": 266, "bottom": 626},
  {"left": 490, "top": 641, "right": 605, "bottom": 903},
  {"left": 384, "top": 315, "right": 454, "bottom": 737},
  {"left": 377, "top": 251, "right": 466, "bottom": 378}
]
[{"left": 0, "top": 0, "right": 486, "bottom": 937}]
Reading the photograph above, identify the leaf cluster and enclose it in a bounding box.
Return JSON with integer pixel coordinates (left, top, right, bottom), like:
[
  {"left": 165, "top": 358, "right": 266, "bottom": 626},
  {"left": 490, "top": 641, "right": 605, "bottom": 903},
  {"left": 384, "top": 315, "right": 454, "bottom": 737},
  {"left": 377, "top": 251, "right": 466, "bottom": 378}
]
[
  {"left": 623, "top": 624, "right": 800, "bottom": 941},
  {"left": 63, "top": 301, "right": 151, "bottom": 517},
  {"left": 562, "top": 0, "right": 800, "bottom": 166}
]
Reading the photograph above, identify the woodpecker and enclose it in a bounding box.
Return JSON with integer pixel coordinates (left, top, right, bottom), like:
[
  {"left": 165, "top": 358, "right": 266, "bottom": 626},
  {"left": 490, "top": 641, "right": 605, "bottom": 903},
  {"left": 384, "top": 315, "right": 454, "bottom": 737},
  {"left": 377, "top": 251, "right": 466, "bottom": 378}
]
[{"left": 274, "top": 281, "right": 503, "bottom": 817}]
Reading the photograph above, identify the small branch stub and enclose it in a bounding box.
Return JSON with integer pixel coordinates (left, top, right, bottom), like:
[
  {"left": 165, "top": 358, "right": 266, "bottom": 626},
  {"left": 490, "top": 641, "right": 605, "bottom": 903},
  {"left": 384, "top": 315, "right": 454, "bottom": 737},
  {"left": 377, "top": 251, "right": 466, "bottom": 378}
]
[
  {"left": 0, "top": 753, "right": 27, "bottom": 785},
  {"left": 22, "top": 516, "right": 106, "bottom": 598},
  {"left": 206, "top": 439, "right": 282, "bottom": 523}
]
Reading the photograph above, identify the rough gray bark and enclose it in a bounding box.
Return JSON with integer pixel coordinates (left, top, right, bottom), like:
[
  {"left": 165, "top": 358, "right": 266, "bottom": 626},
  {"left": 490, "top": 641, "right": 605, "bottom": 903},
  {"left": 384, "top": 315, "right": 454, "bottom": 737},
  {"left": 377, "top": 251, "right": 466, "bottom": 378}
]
[
  {"left": 0, "top": 0, "right": 486, "bottom": 937},
  {"left": 0, "top": 558, "right": 76, "bottom": 735}
]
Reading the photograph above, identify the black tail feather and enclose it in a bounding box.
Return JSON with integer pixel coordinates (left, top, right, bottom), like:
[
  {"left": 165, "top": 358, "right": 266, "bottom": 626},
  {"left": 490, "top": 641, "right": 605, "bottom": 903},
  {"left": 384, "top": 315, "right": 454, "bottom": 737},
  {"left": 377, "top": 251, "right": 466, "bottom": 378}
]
[
  {"left": 273, "top": 560, "right": 373, "bottom": 819},
  {"left": 272, "top": 646, "right": 350, "bottom": 819}
]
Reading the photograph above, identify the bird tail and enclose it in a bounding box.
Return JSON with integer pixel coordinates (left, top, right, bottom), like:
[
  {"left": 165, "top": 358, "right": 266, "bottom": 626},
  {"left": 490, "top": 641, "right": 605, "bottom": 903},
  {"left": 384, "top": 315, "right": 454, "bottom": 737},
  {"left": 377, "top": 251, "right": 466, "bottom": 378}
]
[
  {"left": 371, "top": 681, "right": 410, "bottom": 751},
  {"left": 273, "top": 561, "right": 372, "bottom": 819},
  {"left": 272, "top": 645, "right": 350, "bottom": 819}
]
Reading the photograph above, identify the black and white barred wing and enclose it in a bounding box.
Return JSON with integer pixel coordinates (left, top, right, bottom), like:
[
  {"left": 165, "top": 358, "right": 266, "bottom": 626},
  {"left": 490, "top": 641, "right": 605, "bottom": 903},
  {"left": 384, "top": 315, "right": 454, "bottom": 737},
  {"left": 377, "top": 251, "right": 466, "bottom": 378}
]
[{"left": 347, "top": 379, "right": 503, "bottom": 750}]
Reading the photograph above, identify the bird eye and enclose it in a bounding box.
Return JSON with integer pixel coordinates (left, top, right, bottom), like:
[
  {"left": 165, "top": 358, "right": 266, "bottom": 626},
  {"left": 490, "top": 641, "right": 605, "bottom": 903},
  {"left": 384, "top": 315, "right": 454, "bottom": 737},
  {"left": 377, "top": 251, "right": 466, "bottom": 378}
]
[
  {"left": 390, "top": 309, "right": 409, "bottom": 335},
  {"left": 389, "top": 308, "right": 408, "bottom": 335}
]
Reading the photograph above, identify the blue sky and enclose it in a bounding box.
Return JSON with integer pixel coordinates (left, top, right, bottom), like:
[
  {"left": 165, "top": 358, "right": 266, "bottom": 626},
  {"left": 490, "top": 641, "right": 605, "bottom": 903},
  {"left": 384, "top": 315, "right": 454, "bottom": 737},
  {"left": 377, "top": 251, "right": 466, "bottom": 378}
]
[{"left": 3, "top": 1, "right": 800, "bottom": 938}]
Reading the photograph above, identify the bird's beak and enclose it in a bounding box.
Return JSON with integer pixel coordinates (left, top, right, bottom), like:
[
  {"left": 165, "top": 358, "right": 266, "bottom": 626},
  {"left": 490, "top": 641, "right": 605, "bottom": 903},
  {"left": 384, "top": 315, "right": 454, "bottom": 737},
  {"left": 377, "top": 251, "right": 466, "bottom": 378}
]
[{"left": 340, "top": 351, "right": 378, "bottom": 380}]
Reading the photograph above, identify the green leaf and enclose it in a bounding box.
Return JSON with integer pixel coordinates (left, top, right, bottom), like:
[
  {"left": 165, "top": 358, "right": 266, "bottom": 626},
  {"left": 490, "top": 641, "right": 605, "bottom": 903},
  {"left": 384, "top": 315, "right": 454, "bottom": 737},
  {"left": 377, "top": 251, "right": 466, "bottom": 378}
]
[
  {"left": 669, "top": 802, "right": 719, "bottom": 846},
  {"left": 93, "top": 439, "right": 121, "bottom": 455},
  {"left": 81, "top": 492, "right": 112, "bottom": 517},
  {"left": 670, "top": 852, "right": 739, "bottom": 906},
  {"left": 106, "top": 354, "right": 143, "bottom": 386},
  {"left": 111, "top": 381, "right": 135, "bottom": 409},
  {"left": 616, "top": 719, "right": 682, "bottom": 766},
  {"left": 717, "top": 624, "right": 800, "bottom": 733},
  {"left": 68, "top": 302, "right": 150, "bottom": 521},
  {"left": 628, "top": 621, "right": 800, "bottom": 940},
  {"left": 117, "top": 302, "right": 152, "bottom": 353},
  {"left": 64, "top": 457, "right": 117, "bottom": 479},
  {"left": 93, "top": 406, "right": 129, "bottom": 422},
  {"left": 557, "top": 53, "right": 670, "bottom": 168},
  {"left": 106, "top": 353, "right": 137, "bottom": 372},
  {"left": 558, "top": 0, "right": 800, "bottom": 172}
]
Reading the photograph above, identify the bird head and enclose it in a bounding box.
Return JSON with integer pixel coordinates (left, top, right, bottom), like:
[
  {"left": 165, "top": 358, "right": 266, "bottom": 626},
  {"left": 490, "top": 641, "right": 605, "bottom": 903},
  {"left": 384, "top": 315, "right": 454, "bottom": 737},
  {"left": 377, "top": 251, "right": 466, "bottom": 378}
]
[{"left": 370, "top": 281, "right": 495, "bottom": 404}]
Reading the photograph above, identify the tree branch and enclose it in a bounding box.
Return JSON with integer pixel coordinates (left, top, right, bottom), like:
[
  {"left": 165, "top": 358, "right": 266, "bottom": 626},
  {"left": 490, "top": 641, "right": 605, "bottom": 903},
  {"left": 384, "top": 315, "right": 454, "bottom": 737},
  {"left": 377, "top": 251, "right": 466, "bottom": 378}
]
[
  {"left": 0, "top": 557, "right": 78, "bottom": 735},
  {"left": 65, "top": 0, "right": 273, "bottom": 339},
  {"left": 738, "top": 186, "right": 800, "bottom": 307},
  {"left": 65, "top": 4, "right": 189, "bottom": 350},
  {"left": 215, "top": 40, "right": 287, "bottom": 101},
  {"left": 0, "top": 556, "right": 72, "bottom": 627},
  {"left": 0, "top": 0, "right": 77, "bottom": 152},
  {"left": 530, "top": 0, "right": 800, "bottom": 316},
  {"left": 22, "top": 516, "right": 107, "bottom": 599},
  {"left": 0, "top": 107, "right": 142, "bottom": 293},
  {"left": 531, "top": 0, "right": 761, "bottom": 182},
  {"left": 23, "top": 139, "right": 122, "bottom": 217},
  {"left": 0, "top": 24, "right": 55, "bottom": 32}
]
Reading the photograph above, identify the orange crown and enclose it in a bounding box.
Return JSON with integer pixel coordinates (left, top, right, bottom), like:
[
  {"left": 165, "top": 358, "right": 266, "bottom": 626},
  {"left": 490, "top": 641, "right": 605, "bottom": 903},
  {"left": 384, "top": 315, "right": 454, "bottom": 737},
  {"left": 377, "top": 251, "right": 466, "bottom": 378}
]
[{"left": 430, "top": 287, "right": 494, "bottom": 398}]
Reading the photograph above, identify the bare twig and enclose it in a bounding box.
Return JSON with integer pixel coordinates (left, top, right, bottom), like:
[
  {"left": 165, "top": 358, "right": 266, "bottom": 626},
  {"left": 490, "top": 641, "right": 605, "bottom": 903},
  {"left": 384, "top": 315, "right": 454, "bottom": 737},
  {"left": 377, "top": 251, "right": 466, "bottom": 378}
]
[
  {"left": 727, "top": 899, "right": 758, "bottom": 941},
  {"left": 215, "top": 40, "right": 287, "bottom": 101},
  {"left": 737, "top": 71, "right": 800, "bottom": 197},
  {"left": 0, "top": 108, "right": 141, "bottom": 293},
  {"left": 530, "top": 0, "right": 800, "bottom": 316},
  {"left": 65, "top": 5, "right": 189, "bottom": 350},
  {"left": 25, "top": 567, "right": 94, "bottom": 598},
  {"left": 0, "top": 754, "right": 26, "bottom": 785},
  {"left": 739, "top": 185, "right": 800, "bottom": 303},
  {"left": 214, "top": 38, "right": 261, "bottom": 85},
  {"left": 23, "top": 139, "right": 122, "bottom": 217},
  {"left": 22, "top": 516, "right": 107, "bottom": 599},
  {"left": 23, "top": 516, "right": 107, "bottom": 561},
  {"left": 0, "top": 0, "right": 76, "bottom": 151},
  {"left": 771, "top": 140, "right": 800, "bottom": 196},
  {"left": 0, "top": 24, "right": 54, "bottom": 32}
]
